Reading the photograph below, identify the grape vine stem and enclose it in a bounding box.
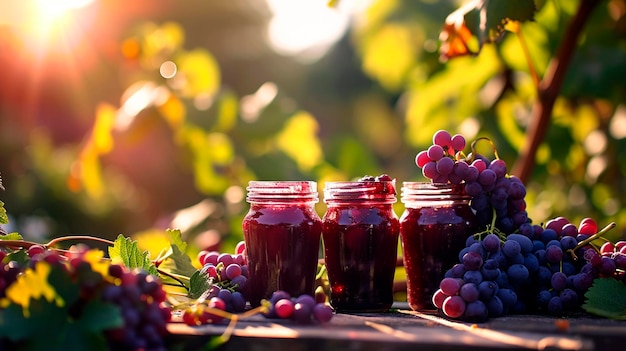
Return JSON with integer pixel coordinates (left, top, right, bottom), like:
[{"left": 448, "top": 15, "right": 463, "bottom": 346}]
[{"left": 511, "top": 0, "right": 601, "bottom": 182}]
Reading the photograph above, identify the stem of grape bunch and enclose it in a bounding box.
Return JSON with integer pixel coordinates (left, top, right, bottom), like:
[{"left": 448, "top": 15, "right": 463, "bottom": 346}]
[{"left": 567, "top": 221, "right": 617, "bottom": 260}]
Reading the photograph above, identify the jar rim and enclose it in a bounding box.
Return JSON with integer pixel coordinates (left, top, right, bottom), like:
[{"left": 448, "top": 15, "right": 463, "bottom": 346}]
[
  {"left": 246, "top": 180, "right": 319, "bottom": 203},
  {"left": 400, "top": 181, "right": 470, "bottom": 202},
  {"left": 323, "top": 180, "right": 397, "bottom": 203}
]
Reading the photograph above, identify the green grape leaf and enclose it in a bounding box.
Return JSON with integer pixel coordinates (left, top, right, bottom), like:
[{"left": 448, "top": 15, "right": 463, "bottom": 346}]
[
  {"left": 159, "top": 244, "right": 198, "bottom": 286},
  {"left": 0, "top": 231, "right": 23, "bottom": 241},
  {"left": 188, "top": 269, "right": 210, "bottom": 299},
  {"left": 108, "top": 234, "right": 158, "bottom": 275},
  {"left": 583, "top": 278, "right": 626, "bottom": 319},
  {"left": 5, "top": 248, "right": 29, "bottom": 265},
  {"left": 0, "top": 200, "right": 8, "bottom": 225},
  {"left": 166, "top": 228, "right": 188, "bottom": 253}
]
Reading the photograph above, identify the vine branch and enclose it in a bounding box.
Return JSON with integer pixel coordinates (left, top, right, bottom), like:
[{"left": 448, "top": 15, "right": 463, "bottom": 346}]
[{"left": 511, "top": 0, "right": 602, "bottom": 182}]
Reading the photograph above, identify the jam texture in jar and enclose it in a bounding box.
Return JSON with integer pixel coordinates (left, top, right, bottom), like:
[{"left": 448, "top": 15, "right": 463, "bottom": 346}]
[
  {"left": 400, "top": 182, "right": 475, "bottom": 311},
  {"left": 322, "top": 175, "right": 399, "bottom": 312},
  {"left": 243, "top": 181, "right": 322, "bottom": 307}
]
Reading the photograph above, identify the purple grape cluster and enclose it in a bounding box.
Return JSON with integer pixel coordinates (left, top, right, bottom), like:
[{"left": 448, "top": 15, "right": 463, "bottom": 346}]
[
  {"left": 415, "top": 130, "right": 467, "bottom": 184},
  {"left": 1, "top": 245, "right": 172, "bottom": 351},
  {"left": 102, "top": 265, "right": 171, "bottom": 351},
  {"left": 263, "top": 290, "right": 333, "bottom": 324},
  {"left": 197, "top": 241, "right": 249, "bottom": 313},
  {"left": 433, "top": 216, "right": 608, "bottom": 321},
  {"left": 415, "top": 130, "right": 529, "bottom": 233}
]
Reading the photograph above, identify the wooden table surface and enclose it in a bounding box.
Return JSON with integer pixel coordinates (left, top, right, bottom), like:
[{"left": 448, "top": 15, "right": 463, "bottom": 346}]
[{"left": 165, "top": 303, "right": 625, "bottom": 351}]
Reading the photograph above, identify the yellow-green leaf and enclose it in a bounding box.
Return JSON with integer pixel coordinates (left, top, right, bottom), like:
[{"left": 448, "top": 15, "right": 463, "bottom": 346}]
[
  {"left": 276, "top": 111, "right": 324, "bottom": 171},
  {"left": 5, "top": 262, "right": 64, "bottom": 316}
]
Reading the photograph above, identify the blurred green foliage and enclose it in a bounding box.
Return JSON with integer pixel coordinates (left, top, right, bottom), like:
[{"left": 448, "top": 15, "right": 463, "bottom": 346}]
[{"left": 1, "top": 0, "right": 626, "bottom": 252}]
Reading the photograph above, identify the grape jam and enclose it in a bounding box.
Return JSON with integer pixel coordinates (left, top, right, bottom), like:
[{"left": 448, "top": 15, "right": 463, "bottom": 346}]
[
  {"left": 322, "top": 176, "right": 399, "bottom": 312},
  {"left": 243, "top": 181, "right": 322, "bottom": 306},
  {"left": 400, "top": 182, "right": 475, "bottom": 311}
]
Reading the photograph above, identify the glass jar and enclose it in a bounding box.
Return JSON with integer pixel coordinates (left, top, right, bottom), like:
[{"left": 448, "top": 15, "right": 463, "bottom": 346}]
[
  {"left": 242, "top": 181, "right": 322, "bottom": 306},
  {"left": 322, "top": 180, "right": 399, "bottom": 312},
  {"left": 399, "top": 182, "right": 475, "bottom": 311}
]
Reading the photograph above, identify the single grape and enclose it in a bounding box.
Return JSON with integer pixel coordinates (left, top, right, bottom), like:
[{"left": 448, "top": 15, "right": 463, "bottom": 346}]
[
  {"left": 203, "top": 251, "right": 220, "bottom": 266},
  {"left": 432, "top": 289, "right": 448, "bottom": 309},
  {"left": 478, "top": 280, "right": 498, "bottom": 300},
  {"left": 415, "top": 150, "right": 430, "bottom": 168},
  {"left": 481, "top": 234, "right": 501, "bottom": 253},
  {"left": 442, "top": 296, "right": 466, "bottom": 318},
  {"left": 463, "top": 270, "right": 483, "bottom": 284},
  {"left": 292, "top": 302, "right": 313, "bottom": 323},
  {"left": 578, "top": 218, "right": 597, "bottom": 235},
  {"left": 235, "top": 241, "right": 246, "bottom": 255},
  {"left": 433, "top": 130, "right": 452, "bottom": 148},
  {"left": 551, "top": 272, "right": 567, "bottom": 291},
  {"left": 225, "top": 263, "right": 243, "bottom": 279},
  {"left": 478, "top": 169, "right": 497, "bottom": 187},
  {"left": 488, "top": 159, "right": 507, "bottom": 178},
  {"left": 275, "top": 298, "right": 295, "bottom": 319},
  {"left": 217, "top": 253, "right": 235, "bottom": 267},
  {"left": 598, "top": 256, "right": 617, "bottom": 277},
  {"left": 459, "top": 283, "right": 479, "bottom": 302},
  {"left": 439, "top": 277, "right": 462, "bottom": 296},
  {"left": 295, "top": 294, "right": 317, "bottom": 309},
  {"left": 27, "top": 244, "right": 46, "bottom": 257},
  {"left": 436, "top": 157, "right": 455, "bottom": 176},
  {"left": 502, "top": 240, "right": 521, "bottom": 258},
  {"left": 540, "top": 229, "right": 558, "bottom": 244},
  {"left": 312, "top": 303, "right": 334, "bottom": 323},
  {"left": 427, "top": 144, "right": 445, "bottom": 161},
  {"left": 600, "top": 242, "right": 615, "bottom": 256},
  {"left": 217, "top": 289, "right": 232, "bottom": 304},
  {"left": 464, "top": 300, "right": 488, "bottom": 322},
  {"left": 422, "top": 161, "right": 439, "bottom": 179},
  {"left": 462, "top": 251, "right": 483, "bottom": 270},
  {"left": 485, "top": 296, "right": 504, "bottom": 317},
  {"left": 450, "top": 134, "right": 466, "bottom": 152},
  {"left": 231, "top": 291, "right": 247, "bottom": 312},
  {"left": 559, "top": 288, "right": 578, "bottom": 308},
  {"left": 507, "top": 264, "right": 529, "bottom": 283},
  {"left": 523, "top": 254, "right": 539, "bottom": 273},
  {"left": 547, "top": 296, "right": 563, "bottom": 314},
  {"left": 560, "top": 223, "right": 578, "bottom": 237},
  {"left": 545, "top": 245, "right": 564, "bottom": 263}
]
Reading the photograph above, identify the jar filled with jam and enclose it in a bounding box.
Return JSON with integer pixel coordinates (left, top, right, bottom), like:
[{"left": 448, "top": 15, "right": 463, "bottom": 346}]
[
  {"left": 243, "top": 181, "right": 322, "bottom": 306},
  {"left": 400, "top": 182, "right": 475, "bottom": 311},
  {"left": 322, "top": 175, "right": 399, "bottom": 312}
]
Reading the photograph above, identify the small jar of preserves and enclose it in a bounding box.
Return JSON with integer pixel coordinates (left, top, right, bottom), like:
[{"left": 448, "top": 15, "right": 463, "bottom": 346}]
[
  {"left": 322, "top": 175, "right": 399, "bottom": 312},
  {"left": 243, "top": 181, "right": 322, "bottom": 306},
  {"left": 399, "top": 182, "right": 475, "bottom": 311}
]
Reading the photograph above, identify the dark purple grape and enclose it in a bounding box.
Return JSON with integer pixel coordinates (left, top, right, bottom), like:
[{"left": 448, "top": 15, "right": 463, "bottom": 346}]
[{"left": 459, "top": 283, "right": 479, "bottom": 302}]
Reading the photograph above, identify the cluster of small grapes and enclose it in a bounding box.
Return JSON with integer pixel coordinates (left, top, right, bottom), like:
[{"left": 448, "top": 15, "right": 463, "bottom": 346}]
[
  {"left": 8, "top": 245, "right": 172, "bottom": 351},
  {"left": 197, "top": 241, "right": 249, "bottom": 314},
  {"left": 415, "top": 130, "right": 529, "bottom": 233},
  {"left": 101, "top": 264, "right": 171, "bottom": 351},
  {"left": 572, "top": 222, "right": 626, "bottom": 289},
  {"left": 263, "top": 290, "right": 333, "bottom": 324},
  {"left": 415, "top": 130, "right": 467, "bottom": 184},
  {"left": 433, "top": 217, "right": 605, "bottom": 321}
]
